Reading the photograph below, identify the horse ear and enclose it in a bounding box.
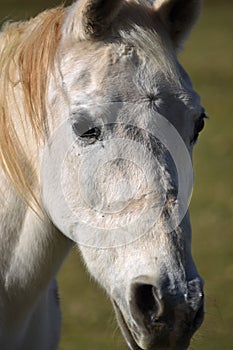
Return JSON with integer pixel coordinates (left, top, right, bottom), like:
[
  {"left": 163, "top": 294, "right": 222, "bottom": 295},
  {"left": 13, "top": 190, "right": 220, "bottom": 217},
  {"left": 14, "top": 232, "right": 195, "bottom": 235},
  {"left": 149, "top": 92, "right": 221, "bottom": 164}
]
[
  {"left": 154, "top": 0, "right": 202, "bottom": 49},
  {"left": 64, "top": 0, "right": 123, "bottom": 40}
]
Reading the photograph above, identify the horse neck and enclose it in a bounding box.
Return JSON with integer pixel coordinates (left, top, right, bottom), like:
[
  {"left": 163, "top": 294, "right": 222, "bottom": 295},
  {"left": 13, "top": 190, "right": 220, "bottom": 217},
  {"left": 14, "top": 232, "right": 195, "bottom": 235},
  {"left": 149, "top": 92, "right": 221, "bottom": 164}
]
[
  {"left": 0, "top": 171, "right": 72, "bottom": 335},
  {"left": 0, "top": 10, "right": 73, "bottom": 346}
]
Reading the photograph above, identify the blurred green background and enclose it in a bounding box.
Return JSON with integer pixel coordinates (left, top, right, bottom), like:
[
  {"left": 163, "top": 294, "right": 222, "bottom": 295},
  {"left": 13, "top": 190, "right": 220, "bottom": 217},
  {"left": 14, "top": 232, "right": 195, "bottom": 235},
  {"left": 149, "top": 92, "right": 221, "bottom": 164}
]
[{"left": 1, "top": 1, "right": 232, "bottom": 349}]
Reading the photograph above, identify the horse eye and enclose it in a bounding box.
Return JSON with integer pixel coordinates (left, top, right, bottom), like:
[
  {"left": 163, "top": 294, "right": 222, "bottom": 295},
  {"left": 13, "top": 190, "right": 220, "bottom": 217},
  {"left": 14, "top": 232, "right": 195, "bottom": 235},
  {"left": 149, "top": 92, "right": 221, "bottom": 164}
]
[
  {"left": 72, "top": 118, "right": 101, "bottom": 141},
  {"left": 191, "top": 113, "right": 207, "bottom": 144},
  {"left": 196, "top": 117, "right": 205, "bottom": 134},
  {"left": 80, "top": 127, "right": 101, "bottom": 139}
]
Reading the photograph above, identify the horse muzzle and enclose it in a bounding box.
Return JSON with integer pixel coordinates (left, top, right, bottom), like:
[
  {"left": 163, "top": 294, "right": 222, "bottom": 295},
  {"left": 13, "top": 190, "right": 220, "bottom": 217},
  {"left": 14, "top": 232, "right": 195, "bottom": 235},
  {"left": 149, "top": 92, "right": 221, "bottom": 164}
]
[{"left": 113, "top": 278, "right": 204, "bottom": 350}]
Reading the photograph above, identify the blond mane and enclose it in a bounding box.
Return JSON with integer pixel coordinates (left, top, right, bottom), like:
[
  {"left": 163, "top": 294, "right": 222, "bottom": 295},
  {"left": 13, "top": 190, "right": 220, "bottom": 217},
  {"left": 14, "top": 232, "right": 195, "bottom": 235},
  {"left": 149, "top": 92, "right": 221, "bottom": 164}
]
[{"left": 0, "top": 7, "right": 65, "bottom": 209}]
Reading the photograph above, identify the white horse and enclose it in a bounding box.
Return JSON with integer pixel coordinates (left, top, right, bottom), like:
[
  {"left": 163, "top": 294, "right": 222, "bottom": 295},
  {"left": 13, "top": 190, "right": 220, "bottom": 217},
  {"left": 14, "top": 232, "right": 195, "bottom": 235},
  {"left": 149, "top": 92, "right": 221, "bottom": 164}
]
[{"left": 0, "top": 0, "right": 207, "bottom": 349}]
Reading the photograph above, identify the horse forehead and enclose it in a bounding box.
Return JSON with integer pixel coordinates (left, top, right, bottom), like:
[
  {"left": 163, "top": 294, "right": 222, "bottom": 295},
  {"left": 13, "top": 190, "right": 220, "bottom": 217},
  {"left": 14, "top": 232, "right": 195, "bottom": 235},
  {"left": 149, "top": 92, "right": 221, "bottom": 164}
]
[
  {"left": 60, "top": 39, "right": 199, "bottom": 114},
  {"left": 61, "top": 44, "right": 168, "bottom": 98},
  {"left": 60, "top": 22, "right": 177, "bottom": 86}
]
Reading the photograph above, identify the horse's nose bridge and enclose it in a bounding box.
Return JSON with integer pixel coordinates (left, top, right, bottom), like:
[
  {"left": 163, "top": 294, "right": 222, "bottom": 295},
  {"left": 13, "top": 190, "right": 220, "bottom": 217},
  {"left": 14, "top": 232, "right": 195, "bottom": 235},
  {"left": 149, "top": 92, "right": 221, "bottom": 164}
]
[
  {"left": 97, "top": 143, "right": 168, "bottom": 210},
  {"left": 100, "top": 126, "right": 176, "bottom": 200},
  {"left": 97, "top": 157, "right": 150, "bottom": 206},
  {"left": 92, "top": 124, "right": 181, "bottom": 230},
  {"left": 122, "top": 125, "right": 179, "bottom": 197}
]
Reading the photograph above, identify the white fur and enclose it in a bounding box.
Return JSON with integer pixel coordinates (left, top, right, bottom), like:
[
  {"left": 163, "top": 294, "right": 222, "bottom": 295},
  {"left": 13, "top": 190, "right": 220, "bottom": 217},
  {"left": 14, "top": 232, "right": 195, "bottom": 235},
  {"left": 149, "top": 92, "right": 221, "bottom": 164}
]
[{"left": 0, "top": 0, "right": 203, "bottom": 349}]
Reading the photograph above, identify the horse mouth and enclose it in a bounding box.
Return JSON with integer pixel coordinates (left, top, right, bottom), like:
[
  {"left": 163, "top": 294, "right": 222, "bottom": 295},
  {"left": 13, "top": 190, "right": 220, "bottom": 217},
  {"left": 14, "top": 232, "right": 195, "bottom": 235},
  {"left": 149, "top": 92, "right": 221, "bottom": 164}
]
[
  {"left": 113, "top": 301, "right": 143, "bottom": 350},
  {"left": 113, "top": 300, "right": 195, "bottom": 350}
]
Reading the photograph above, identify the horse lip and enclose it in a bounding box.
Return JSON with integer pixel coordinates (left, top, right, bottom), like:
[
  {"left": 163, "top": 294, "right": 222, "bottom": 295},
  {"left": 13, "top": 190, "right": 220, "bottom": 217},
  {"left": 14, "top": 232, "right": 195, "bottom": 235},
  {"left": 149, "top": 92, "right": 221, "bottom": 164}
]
[
  {"left": 113, "top": 300, "right": 192, "bottom": 350},
  {"left": 113, "top": 300, "right": 143, "bottom": 350}
]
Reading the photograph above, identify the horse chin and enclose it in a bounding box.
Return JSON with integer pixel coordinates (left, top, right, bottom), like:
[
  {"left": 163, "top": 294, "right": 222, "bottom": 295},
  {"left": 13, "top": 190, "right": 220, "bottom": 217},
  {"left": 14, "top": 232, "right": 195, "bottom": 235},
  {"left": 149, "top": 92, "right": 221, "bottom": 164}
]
[
  {"left": 113, "top": 300, "right": 193, "bottom": 350},
  {"left": 113, "top": 301, "right": 143, "bottom": 350}
]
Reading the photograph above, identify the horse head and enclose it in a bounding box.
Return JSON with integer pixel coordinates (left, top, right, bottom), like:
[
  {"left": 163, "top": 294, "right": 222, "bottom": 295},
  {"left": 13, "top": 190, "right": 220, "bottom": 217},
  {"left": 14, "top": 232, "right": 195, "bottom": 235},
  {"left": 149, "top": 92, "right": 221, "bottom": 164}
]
[{"left": 41, "top": 1, "right": 205, "bottom": 349}]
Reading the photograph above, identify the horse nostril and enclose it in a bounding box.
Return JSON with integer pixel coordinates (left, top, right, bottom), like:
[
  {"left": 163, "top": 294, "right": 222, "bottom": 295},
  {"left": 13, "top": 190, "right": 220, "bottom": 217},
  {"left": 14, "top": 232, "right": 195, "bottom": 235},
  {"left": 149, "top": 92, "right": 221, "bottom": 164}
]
[
  {"left": 130, "top": 284, "right": 163, "bottom": 326},
  {"left": 130, "top": 279, "right": 205, "bottom": 334}
]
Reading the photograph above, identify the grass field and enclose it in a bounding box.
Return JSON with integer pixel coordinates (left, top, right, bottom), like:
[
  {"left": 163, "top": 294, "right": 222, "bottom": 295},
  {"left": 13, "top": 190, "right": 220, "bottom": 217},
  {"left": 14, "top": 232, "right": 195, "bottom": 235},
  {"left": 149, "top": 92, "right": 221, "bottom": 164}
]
[{"left": 1, "top": 1, "right": 233, "bottom": 349}]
